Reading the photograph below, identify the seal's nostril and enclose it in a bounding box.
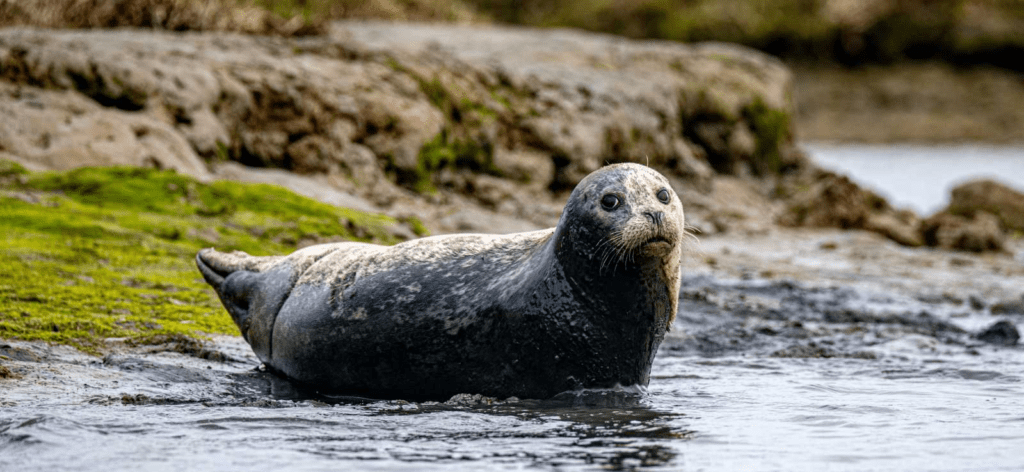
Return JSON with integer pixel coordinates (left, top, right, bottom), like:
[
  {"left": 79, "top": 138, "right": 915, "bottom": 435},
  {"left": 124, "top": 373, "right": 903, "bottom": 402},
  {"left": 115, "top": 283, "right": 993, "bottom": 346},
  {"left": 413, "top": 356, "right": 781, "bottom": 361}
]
[{"left": 645, "top": 211, "right": 664, "bottom": 225}]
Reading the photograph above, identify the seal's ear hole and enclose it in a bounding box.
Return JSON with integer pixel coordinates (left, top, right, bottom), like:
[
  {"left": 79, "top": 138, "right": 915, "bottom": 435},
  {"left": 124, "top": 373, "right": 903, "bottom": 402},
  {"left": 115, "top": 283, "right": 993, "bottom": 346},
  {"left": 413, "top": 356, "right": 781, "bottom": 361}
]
[
  {"left": 600, "top": 194, "right": 620, "bottom": 211},
  {"left": 657, "top": 188, "right": 670, "bottom": 204}
]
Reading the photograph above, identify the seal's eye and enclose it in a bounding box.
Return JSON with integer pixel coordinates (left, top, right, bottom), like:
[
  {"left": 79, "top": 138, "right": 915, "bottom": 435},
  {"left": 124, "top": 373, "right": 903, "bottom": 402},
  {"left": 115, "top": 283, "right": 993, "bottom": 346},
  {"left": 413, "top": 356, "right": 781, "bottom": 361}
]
[
  {"left": 657, "top": 188, "right": 670, "bottom": 204},
  {"left": 600, "top": 194, "right": 620, "bottom": 211}
]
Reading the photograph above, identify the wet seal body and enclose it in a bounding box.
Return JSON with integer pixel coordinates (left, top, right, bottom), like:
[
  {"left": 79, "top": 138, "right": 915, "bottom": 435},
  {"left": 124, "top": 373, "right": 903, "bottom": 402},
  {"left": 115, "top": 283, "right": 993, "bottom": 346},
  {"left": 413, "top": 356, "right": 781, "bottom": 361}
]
[{"left": 196, "top": 163, "right": 685, "bottom": 400}]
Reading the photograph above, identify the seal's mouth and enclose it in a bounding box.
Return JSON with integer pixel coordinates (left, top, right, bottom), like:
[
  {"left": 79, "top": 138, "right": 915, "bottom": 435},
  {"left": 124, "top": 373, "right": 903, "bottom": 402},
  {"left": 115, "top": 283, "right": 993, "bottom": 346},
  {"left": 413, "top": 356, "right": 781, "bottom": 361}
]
[
  {"left": 643, "top": 236, "right": 671, "bottom": 246},
  {"left": 639, "top": 236, "right": 674, "bottom": 256}
]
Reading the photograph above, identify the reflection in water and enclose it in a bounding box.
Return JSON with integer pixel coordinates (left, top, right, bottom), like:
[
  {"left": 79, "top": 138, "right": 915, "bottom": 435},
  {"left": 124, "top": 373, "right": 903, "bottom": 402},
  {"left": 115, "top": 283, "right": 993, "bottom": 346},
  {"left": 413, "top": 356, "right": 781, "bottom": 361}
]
[
  {"left": 3, "top": 343, "right": 1024, "bottom": 471},
  {"left": 259, "top": 372, "right": 689, "bottom": 470}
]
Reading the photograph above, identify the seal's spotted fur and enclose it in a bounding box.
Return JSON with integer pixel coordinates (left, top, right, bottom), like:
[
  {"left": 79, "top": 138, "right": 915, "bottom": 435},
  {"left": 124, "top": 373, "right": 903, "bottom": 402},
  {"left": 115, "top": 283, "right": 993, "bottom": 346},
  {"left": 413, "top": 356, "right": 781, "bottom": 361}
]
[{"left": 197, "top": 163, "right": 685, "bottom": 400}]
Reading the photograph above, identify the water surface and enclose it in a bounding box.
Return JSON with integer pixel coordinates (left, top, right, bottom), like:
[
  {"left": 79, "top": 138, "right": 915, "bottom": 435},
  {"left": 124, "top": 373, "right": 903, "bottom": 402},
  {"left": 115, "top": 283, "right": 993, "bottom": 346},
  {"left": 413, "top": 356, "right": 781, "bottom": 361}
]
[
  {"left": 3, "top": 275, "right": 1022, "bottom": 471},
  {"left": 805, "top": 143, "right": 1024, "bottom": 215}
]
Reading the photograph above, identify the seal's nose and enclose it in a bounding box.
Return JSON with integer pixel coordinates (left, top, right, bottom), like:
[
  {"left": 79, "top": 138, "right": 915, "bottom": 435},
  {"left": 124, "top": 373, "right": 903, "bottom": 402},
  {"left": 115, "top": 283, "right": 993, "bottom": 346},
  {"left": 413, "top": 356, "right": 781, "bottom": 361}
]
[{"left": 644, "top": 211, "right": 664, "bottom": 226}]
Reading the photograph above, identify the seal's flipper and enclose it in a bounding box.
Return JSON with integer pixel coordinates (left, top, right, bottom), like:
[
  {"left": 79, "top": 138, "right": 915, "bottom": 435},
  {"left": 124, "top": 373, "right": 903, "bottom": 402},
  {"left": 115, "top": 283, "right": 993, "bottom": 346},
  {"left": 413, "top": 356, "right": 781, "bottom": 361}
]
[
  {"left": 196, "top": 249, "right": 294, "bottom": 358},
  {"left": 197, "top": 249, "right": 261, "bottom": 341},
  {"left": 195, "top": 249, "right": 228, "bottom": 289}
]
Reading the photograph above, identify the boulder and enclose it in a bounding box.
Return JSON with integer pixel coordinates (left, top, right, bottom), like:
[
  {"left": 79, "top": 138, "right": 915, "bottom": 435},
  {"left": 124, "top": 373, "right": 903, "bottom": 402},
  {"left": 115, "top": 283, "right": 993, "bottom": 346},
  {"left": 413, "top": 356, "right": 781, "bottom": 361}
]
[
  {"left": 920, "top": 211, "right": 1005, "bottom": 253},
  {"left": 864, "top": 210, "right": 923, "bottom": 247},
  {"left": 947, "top": 179, "right": 1024, "bottom": 233},
  {"left": 779, "top": 172, "right": 874, "bottom": 229},
  {"left": 778, "top": 169, "right": 928, "bottom": 247},
  {"left": 0, "top": 82, "right": 210, "bottom": 180}
]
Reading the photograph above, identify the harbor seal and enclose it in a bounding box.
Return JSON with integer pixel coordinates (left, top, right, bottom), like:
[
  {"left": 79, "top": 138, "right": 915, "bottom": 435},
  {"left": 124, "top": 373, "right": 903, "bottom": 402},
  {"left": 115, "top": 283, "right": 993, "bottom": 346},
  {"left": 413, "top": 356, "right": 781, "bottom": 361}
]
[{"left": 196, "top": 163, "right": 685, "bottom": 400}]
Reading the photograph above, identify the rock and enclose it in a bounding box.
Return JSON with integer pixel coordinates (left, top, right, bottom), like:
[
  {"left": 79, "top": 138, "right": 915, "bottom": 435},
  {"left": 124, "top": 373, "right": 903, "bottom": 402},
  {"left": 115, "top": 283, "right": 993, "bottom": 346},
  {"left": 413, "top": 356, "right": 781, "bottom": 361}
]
[
  {"left": 976, "top": 320, "right": 1020, "bottom": 346},
  {"left": 947, "top": 179, "right": 1024, "bottom": 233},
  {"left": 212, "top": 161, "right": 379, "bottom": 214},
  {"left": 864, "top": 211, "right": 923, "bottom": 247},
  {"left": 179, "top": 107, "right": 230, "bottom": 158},
  {"left": 968, "top": 295, "right": 987, "bottom": 311},
  {"left": 446, "top": 393, "right": 499, "bottom": 406},
  {"left": 0, "top": 0, "right": 324, "bottom": 36},
  {"left": 696, "top": 176, "right": 780, "bottom": 234},
  {"left": 779, "top": 174, "right": 1019, "bottom": 252},
  {"left": 0, "top": 23, "right": 799, "bottom": 233},
  {"left": 335, "top": 23, "right": 795, "bottom": 187},
  {"left": 920, "top": 211, "right": 1005, "bottom": 252},
  {"left": 464, "top": 174, "right": 525, "bottom": 212},
  {"left": 0, "top": 362, "right": 16, "bottom": 379},
  {"left": 0, "top": 343, "right": 43, "bottom": 363},
  {"left": 779, "top": 172, "right": 870, "bottom": 228},
  {"left": 491, "top": 147, "right": 554, "bottom": 185},
  {"left": 0, "top": 83, "right": 210, "bottom": 180},
  {"left": 438, "top": 207, "right": 542, "bottom": 235}
]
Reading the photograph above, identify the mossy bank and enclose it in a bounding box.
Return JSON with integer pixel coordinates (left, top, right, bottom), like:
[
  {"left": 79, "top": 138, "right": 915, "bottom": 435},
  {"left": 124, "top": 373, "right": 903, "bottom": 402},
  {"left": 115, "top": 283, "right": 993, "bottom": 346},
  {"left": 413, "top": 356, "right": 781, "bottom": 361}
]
[{"left": 0, "top": 161, "right": 398, "bottom": 354}]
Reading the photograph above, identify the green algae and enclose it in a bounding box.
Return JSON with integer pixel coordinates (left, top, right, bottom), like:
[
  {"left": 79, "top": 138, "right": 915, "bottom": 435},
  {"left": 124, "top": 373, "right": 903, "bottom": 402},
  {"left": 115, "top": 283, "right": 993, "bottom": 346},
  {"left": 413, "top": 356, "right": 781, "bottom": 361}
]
[
  {"left": 416, "top": 131, "right": 500, "bottom": 188},
  {"left": 743, "top": 98, "right": 790, "bottom": 176},
  {"left": 386, "top": 69, "right": 505, "bottom": 193},
  {"left": 0, "top": 163, "right": 397, "bottom": 354}
]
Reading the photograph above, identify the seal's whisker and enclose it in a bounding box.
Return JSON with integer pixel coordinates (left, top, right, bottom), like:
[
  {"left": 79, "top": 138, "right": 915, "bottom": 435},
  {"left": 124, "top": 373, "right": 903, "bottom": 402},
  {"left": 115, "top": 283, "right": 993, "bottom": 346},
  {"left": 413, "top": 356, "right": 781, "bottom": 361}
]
[
  {"left": 679, "top": 226, "right": 704, "bottom": 258},
  {"left": 597, "top": 238, "right": 620, "bottom": 274},
  {"left": 683, "top": 231, "right": 701, "bottom": 246},
  {"left": 609, "top": 231, "right": 625, "bottom": 273},
  {"left": 598, "top": 241, "right": 616, "bottom": 275}
]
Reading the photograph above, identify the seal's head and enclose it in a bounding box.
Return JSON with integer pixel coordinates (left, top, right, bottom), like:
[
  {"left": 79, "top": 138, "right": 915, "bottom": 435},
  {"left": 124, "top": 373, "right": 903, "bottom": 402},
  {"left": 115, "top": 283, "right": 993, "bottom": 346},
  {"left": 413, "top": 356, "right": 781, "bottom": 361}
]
[
  {"left": 554, "top": 162, "right": 685, "bottom": 327},
  {"left": 557, "top": 163, "right": 685, "bottom": 268}
]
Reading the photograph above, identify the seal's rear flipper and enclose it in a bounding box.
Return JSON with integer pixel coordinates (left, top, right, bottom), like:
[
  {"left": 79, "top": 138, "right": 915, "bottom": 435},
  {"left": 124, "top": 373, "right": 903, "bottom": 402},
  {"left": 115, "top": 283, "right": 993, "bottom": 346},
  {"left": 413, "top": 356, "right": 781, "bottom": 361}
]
[
  {"left": 196, "top": 249, "right": 269, "bottom": 342},
  {"left": 196, "top": 250, "right": 228, "bottom": 289},
  {"left": 196, "top": 249, "right": 295, "bottom": 359}
]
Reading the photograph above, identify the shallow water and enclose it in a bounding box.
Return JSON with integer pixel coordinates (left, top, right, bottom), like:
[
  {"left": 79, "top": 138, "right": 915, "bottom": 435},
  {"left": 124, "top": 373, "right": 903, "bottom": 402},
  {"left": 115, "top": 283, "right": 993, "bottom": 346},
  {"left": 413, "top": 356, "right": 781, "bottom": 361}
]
[
  {"left": 805, "top": 143, "right": 1024, "bottom": 215},
  {"left": 3, "top": 276, "right": 1022, "bottom": 471}
]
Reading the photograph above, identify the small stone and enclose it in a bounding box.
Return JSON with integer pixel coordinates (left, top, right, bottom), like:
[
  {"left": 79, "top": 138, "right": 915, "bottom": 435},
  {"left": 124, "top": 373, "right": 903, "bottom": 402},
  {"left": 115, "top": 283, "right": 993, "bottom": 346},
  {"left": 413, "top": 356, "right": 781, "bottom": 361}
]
[
  {"left": 0, "top": 363, "right": 17, "bottom": 378},
  {"left": 976, "top": 320, "right": 1020, "bottom": 346}
]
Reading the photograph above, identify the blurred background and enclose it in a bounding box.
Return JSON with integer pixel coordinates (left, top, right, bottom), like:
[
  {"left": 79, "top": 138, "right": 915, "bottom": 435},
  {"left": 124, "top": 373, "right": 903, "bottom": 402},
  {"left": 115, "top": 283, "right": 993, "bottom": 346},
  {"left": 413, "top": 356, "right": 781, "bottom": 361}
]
[{"left": 3, "top": 0, "right": 1023, "bottom": 213}]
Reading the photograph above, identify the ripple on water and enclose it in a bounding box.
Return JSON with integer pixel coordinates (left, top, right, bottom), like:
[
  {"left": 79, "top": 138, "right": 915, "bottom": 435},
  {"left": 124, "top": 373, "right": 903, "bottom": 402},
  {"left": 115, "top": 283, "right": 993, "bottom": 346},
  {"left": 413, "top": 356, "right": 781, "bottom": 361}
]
[{"left": 3, "top": 275, "right": 1024, "bottom": 471}]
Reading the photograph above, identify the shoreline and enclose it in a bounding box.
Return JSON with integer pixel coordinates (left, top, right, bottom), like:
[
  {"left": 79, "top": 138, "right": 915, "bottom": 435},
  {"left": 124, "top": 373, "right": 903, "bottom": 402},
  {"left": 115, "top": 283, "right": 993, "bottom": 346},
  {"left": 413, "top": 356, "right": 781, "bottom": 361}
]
[{"left": 3, "top": 226, "right": 1022, "bottom": 403}]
